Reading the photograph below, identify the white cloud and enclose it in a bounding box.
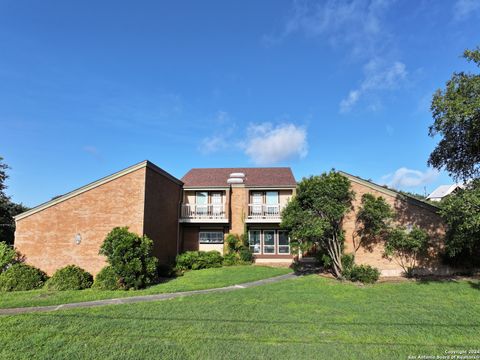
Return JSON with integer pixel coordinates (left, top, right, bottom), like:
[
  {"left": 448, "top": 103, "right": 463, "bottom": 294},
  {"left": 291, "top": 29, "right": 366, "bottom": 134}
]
[
  {"left": 243, "top": 123, "right": 308, "bottom": 165},
  {"left": 268, "top": 0, "right": 395, "bottom": 58},
  {"left": 199, "top": 135, "right": 228, "bottom": 154},
  {"left": 380, "top": 167, "right": 439, "bottom": 189},
  {"left": 340, "top": 59, "right": 407, "bottom": 112},
  {"left": 453, "top": 0, "right": 480, "bottom": 21},
  {"left": 198, "top": 111, "right": 235, "bottom": 154}
]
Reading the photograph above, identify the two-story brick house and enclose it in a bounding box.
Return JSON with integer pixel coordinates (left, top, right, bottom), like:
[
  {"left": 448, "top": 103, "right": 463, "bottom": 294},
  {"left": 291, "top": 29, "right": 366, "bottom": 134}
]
[
  {"left": 179, "top": 168, "right": 296, "bottom": 265},
  {"left": 13, "top": 160, "right": 446, "bottom": 276}
]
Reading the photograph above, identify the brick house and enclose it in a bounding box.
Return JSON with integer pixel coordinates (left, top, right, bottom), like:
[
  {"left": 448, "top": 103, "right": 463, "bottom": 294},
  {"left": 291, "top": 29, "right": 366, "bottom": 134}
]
[{"left": 14, "top": 161, "right": 445, "bottom": 276}]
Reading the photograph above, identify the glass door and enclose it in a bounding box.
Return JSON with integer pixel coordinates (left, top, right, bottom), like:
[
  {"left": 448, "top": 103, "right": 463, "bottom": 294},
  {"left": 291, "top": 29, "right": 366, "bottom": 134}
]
[
  {"left": 211, "top": 192, "right": 222, "bottom": 217},
  {"left": 249, "top": 230, "right": 261, "bottom": 254},
  {"left": 263, "top": 230, "right": 275, "bottom": 254},
  {"left": 252, "top": 192, "right": 263, "bottom": 216},
  {"left": 265, "top": 191, "right": 279, "bottom": 216},
  {"left": 278, "top": 231, "right": 290, "bottom": 254},
  {"left": 196, "top": 192, "right": 208, "bottom": 216}
]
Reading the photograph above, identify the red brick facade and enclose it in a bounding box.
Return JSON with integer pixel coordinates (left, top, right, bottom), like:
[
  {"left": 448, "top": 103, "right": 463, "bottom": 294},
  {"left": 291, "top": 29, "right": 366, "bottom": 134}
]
[
  {"left": 14, "top": 162, "right": 182, "bottom": 275},
  {"left": 341, "top": 173, "right": 446, "bottom": 276},
  {"left": 14, "top": 164, "right": 447, "bottom": 277}
]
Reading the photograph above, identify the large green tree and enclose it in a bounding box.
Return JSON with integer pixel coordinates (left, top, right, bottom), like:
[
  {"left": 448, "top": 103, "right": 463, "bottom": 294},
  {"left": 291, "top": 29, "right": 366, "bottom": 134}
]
[
  {"left": 428, "top": 46, "right": 480, "bottom": 181},
  {"left": 281, "top": 171, "right": 355, "bottom": 278},
  {"left": 439, "top": 179, "right": 480, "bottom": 265},
  {"left": 0, "top": 157, "right": 28, "bottom": 245}
]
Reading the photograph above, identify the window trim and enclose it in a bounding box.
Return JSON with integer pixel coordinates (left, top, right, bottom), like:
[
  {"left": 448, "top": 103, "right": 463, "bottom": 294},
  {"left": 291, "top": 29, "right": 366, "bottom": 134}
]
[{"left": 248, "top": 229, "right": 290, "bottom": 255}]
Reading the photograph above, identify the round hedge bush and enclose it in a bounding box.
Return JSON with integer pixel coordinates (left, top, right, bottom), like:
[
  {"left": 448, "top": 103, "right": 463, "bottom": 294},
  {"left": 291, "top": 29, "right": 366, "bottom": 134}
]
[
  {"left": 92, "top": 266, "right": 124, "bottom": 290},
  {"left": 0, "top": 263, "right": 48, "bottom": 291},
  {"left": 348, "top": 264, "right": 380, "bottom": 284},
  {"left": 45, "top": 265, "right": 93, "bottom": 291}
]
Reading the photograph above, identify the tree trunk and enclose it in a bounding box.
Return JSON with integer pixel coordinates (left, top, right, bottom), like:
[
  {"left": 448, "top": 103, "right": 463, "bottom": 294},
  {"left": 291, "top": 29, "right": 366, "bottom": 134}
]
[{"left": 327, "top": 236, "right": 343, "bottom": 278}]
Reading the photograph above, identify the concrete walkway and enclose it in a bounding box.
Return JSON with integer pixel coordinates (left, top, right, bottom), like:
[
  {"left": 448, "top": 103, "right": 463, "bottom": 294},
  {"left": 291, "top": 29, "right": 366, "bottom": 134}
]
[{"left": 0, "top": 273, "right": 297, "bottom": 316}]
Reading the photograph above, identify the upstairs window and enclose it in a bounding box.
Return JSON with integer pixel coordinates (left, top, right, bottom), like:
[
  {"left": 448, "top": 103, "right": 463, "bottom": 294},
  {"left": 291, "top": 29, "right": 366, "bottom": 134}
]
[{"left": 265, "top": 191, "right": 279, "bottom": 205}]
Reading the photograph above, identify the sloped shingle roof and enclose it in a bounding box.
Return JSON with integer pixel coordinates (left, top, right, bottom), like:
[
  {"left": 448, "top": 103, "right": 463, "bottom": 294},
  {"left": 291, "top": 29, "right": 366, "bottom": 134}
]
[{"left": 181, "top": 168, "right": 296, "bottom": 187}]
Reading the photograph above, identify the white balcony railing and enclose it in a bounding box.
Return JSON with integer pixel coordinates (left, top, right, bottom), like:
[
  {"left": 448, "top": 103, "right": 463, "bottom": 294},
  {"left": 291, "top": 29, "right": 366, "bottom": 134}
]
[
  {"left": 181, "top": 203, "right": 226, "bottom": 220},
  {"left": 247, "top": 204, "right": 282, "bottom": 220}
]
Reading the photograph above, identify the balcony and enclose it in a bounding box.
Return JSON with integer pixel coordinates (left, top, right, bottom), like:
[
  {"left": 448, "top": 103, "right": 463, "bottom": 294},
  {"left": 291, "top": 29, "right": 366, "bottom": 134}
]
[
  {"left": 246, "top": 204, "right": 283, "bottom": 223},
  {"left": 180, "top": 203, "right": 228, "bottom": 223}
]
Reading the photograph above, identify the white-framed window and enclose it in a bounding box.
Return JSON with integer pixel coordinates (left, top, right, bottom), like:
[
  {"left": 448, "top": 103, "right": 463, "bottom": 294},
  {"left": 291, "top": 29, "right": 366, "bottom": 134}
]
[
  {"left": 248, "top": 230, "right": 290, "bottom": 255},
  {"left": 196, "top": 192, "right": 208, "bottom": 215},
  {"left": 199, "top": 231, "right": 224, "bottom": 244},
  {"left": 278, "top": 231, "right": 290, "bottom": 254},
  {"left": 249, "top": 230, "right": 261, "bottom": 254},
  {"left": 265, "top": 191, "right": 279, "bottom": 215}
]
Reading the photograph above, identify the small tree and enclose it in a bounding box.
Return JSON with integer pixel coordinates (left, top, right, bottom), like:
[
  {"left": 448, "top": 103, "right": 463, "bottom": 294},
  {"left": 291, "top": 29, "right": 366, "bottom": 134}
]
[
  {"left": 439, "top": 179, "right": 480, "bottom": 265},
  {"left": 384, "top": 226, "right": 429, "bottom": 276},
  {"left": 281, "top": 171, "right": 355, "bottom": 278},
  {"left": 99, "top": 227, "right": 158, "bottom": 290},
  {"left": 353, "top": 194, "right": 394, "bottom": 252},
  {"left": 0, "top": 242, "right": 23, "bottom": 273}
]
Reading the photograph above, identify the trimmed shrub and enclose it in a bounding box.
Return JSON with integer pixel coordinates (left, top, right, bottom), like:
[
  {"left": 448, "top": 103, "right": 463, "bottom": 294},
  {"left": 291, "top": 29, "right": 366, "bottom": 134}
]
[
  {"left": 0, "top": 242, "right": 22, "bottom": 273},
  {"left": 45, "top": 265, "right": 93, "bottom": 291},
  {"left": 99, "top": 227, "right": 159, "bottom": 290},
  {"left": 175, "top": 251, "right": 223, "bottom": 271},
  {"left": 0, "top": 263, "right": 47, "bottom": 291},
  {"left": 348, "top": 264, "right": 380, "bottom": 284},
  {"left": 92, "top": 266, "right": 123, "bottom": 290},
  {"left": 238, "top": 248, "right": 253, "bottom": 263},
  {"left": 223, "top": 253, "right": 238, "bottom": 266}
]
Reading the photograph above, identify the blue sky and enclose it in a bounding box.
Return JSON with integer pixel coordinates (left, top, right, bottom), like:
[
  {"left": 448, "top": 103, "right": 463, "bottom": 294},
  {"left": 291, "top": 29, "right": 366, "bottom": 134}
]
[{"left": 1, "top": 0, "right": 479, "bottom": 207}]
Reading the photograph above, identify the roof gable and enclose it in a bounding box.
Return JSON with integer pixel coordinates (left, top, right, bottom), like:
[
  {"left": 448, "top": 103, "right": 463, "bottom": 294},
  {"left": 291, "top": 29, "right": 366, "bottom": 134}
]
[
  {"left": 15, "top": 161, "right": 182, "bottom": 221},
  {"left": 181, "top": 167, "right": 296, "bottom": 187},
  {"left": 338, "top": 171, "right": 440, "bottom": 213}
]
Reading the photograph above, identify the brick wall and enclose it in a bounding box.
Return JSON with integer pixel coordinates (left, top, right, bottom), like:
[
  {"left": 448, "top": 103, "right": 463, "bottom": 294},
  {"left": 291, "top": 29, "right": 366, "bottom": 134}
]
[
  {"left": 343, "top": 179, "right": 446, "bottom": 276},
  {"left": 15, "top": 167, "right": 147, "bottom": 276},
  {"left": 143, "top": 166, "right": 182, "bottom": 265},
  {"left": 230, "top": 185, "right": 247, "bottom": 235}
]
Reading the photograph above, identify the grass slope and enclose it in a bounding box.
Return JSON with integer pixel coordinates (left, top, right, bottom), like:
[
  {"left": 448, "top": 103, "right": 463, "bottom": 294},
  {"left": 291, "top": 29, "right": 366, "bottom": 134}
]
[
  {"left": 1, "top": 276, "right": 479, "bottom": 359},
  {"left": 0, "top": 265, "right": 291, "bottom": 309}
]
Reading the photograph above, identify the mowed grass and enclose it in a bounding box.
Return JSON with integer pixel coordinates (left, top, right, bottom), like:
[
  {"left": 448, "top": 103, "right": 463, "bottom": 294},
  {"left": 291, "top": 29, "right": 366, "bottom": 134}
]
[
  {"left": 1, "top": 276, "right": 479, "bottom": 359},
  {"left": 0, "top": 265, "right": 291, "bottom": 309}
]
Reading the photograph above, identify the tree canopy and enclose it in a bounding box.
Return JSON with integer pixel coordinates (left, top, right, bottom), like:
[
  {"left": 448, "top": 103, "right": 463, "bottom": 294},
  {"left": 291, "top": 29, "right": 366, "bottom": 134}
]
[
  {"left": 428, "top": 46, "right": 480, "bottom": 181},
  {"left": 384, "top": 226, "right": 429, "bottom": 276},
  {"left": 0, "top": 157, "right": 28, "bottom": 245},
  {"left": 439, "top": 180, "right": 480, "bottom": 265},
  {"left": 281, "top": 171, "right": 354, "bottom": 278},
  {"left": 353, "top": 193, "right": 394, "bottom": 252}
]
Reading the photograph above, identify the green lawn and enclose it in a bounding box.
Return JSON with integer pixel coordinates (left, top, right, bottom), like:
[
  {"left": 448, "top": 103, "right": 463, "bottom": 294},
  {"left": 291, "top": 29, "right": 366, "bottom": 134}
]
[
  {"left": 1, "top": 275, "right": 479, "bottom": 359},
  {"left": 0, "top": 265, "right": 291, "bottom": 309}
]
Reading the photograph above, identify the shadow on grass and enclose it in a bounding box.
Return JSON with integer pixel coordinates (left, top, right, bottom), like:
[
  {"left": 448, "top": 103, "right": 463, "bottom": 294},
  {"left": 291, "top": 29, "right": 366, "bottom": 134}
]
[
  {"left": 414, "top": 276, "right": 480, "bottom": 290},
  {"left": 468, "top": 280, "right": 480, "bottom": 290}
]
